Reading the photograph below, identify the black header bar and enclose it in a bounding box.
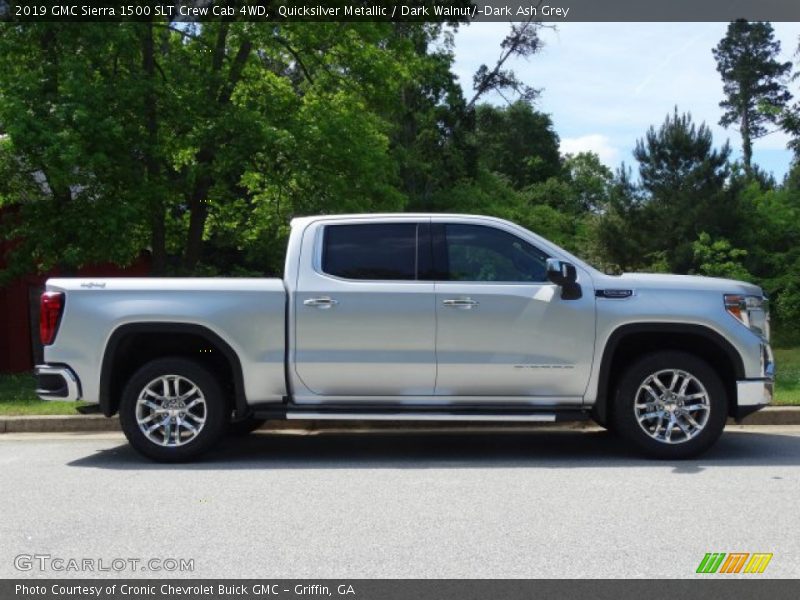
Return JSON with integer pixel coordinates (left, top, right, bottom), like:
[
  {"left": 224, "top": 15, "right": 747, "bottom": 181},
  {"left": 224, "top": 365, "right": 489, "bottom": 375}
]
[{"left": 2, "top": 0, "right": 800, "bottom": 23}]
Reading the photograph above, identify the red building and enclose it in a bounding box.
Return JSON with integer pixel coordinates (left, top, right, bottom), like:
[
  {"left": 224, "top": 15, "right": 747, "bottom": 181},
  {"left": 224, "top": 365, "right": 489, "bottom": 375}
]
[{"left": 0, "top": 243, "right": 150, "bottom": 372}]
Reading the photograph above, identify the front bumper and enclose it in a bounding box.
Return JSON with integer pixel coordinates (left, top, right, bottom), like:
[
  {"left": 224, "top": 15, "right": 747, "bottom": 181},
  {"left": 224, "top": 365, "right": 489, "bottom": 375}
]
[
  {"left": 734, "top": 378, "right": 773, "bottom": 421},
  {"left": 733, "top": 341, "right": 774, "bottom": 421},
  {"left": 35, "top": 365, "right": 82, "bottom": 402}
]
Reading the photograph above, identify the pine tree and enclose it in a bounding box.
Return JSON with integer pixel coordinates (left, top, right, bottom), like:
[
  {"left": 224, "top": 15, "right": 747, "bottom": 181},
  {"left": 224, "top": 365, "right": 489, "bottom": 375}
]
[{"left": 713, "top": 20, "right": 792, "bottom": 176}]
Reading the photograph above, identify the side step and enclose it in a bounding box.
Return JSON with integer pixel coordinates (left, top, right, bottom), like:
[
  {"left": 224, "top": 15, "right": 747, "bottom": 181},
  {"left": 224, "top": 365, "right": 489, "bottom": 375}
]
[
  {"left": 252, "top": 404, "right": 589, "bottom": 423},
  {"left": 286, "top": 412, "right": 558, "bottom": 422}
]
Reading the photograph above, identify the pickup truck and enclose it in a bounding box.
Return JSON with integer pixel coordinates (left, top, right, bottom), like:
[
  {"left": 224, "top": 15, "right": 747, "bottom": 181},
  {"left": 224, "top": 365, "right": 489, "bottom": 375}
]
[{"left": 35, "top": 214, "right": 774, "bottom": 462}]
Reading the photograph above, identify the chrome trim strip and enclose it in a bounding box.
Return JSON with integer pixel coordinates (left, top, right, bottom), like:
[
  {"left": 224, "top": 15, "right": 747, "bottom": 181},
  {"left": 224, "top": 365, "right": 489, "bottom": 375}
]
[
  {"left": 286, "top": 412, "right": 557, "bottom": 422},
  {"left": 35, "top": 365, "right": 81, "bottom": 402}
]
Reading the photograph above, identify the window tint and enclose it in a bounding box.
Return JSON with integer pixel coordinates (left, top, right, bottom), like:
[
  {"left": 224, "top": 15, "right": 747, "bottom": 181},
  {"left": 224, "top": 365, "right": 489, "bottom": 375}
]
[
  {"left": 442, "top": 224, "right": 548, "bottom": 282},
  {"left": 322, "top": 223, "right": 419, "bottom": 280}
]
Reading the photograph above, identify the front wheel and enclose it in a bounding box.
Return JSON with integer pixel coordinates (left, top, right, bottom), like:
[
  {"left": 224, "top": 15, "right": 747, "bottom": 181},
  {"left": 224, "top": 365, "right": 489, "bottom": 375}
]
[
  {"left": 119, "top": 358, "right": 227, "bottom": 462},
  {"left": 611, "top": 351, "right": 728, "bottom": 459}
]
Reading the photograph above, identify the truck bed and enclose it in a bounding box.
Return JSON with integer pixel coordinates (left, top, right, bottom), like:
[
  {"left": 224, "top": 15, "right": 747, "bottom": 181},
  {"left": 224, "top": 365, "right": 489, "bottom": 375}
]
[{"left": 44, "top": 278, "right": 288, "bottom": 405}]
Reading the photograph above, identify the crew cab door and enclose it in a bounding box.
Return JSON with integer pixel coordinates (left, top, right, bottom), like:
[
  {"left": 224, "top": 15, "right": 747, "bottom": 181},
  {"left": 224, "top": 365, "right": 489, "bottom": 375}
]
[
  {"left": 292, "top": 219, "right": 436, "bottom": 400},
  {"left": 432, "top": 220, "right": 596, "bottom": 402}
]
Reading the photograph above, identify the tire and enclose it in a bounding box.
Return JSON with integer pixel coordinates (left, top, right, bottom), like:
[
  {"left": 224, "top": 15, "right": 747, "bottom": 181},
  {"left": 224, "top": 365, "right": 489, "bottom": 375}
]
[
  {"left": 119, "top": 357, "right": 227, "bottom": 462},
  {"left": 227, "top": 415, "right": 267, "bottom": 436},
  {"left": 611, "top": 351, "right": 728, "bottom": 459}
]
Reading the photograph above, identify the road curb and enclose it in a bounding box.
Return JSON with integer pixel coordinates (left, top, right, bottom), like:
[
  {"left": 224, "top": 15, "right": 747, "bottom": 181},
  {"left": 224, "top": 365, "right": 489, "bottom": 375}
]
[{"left": 1, "top": 406, "right": 799, "bottom": 433}]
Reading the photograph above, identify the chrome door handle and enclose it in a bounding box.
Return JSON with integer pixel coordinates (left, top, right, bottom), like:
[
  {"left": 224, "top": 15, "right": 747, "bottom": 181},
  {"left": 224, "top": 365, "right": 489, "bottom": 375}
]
[
  {"left": 304, "top": 297, "right": 338, "bottom": 308},
  {"left": 442, "top": 298, "right": 479, "bottom": 308}
]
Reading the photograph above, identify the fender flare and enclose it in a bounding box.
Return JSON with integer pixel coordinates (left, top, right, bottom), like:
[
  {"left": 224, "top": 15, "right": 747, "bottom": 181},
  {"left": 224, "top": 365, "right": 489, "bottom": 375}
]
[
  {"left": 99, "top": 322, "right": 248, "bottom": 418},
  {"left": 592, "top": 322, "right": 745, "bottom": 424}
]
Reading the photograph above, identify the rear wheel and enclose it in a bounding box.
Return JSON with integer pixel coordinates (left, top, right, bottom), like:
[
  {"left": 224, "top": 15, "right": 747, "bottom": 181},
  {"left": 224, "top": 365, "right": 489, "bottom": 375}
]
[
  {"left": 119, "top": 358, "right": 227, "bottom": 462},
  {"left": 611, "top": 351, "right": 727, "bottom": 459}
]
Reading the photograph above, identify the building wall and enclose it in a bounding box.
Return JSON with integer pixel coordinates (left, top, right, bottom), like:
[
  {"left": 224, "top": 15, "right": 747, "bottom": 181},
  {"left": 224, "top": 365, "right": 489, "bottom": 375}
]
[{"left": 0, "top": 255, "right": 151, "bottom": 373}]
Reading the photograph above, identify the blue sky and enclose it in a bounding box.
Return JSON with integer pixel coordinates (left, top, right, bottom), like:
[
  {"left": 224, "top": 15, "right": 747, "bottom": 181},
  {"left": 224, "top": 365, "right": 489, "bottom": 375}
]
[{"left": 452, "top": 23, "right": 800, "bottom": 180}]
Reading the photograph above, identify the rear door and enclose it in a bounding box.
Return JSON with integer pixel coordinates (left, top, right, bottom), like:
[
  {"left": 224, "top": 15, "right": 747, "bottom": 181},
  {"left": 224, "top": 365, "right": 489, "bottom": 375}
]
[
  {"left": 293, "top": 219, "right": 436, "bottom": 400},
  {"left": 432, "top": 220, "right": 595, "bottom": 402}
]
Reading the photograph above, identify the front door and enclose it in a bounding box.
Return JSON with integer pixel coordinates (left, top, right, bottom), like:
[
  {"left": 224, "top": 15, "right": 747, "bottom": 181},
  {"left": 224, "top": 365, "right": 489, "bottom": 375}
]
[
  {"left": 293, "top": 220, "right": 436, "bottom": 400},
  {"left": 433, "top": 222, "right": 596, "bottom": 402}
]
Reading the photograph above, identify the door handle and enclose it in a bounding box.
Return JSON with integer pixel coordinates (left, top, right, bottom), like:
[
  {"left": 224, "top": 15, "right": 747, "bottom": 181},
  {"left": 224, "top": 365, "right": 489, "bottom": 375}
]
[
  {"left": 304, "top": 297, "right": 338, "bottom": 308},
  {"left": 442, "top": 298, "right": 479, "bottom": 308}
]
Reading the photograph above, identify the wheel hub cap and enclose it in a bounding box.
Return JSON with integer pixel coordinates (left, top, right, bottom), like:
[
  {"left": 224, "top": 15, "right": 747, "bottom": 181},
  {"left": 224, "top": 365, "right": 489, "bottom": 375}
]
[
  {"left": 633, "top": 368, "right": 711, "bottom": 445},
  {"left": 135, "top": 374, "right": 207, "bottom": 447}
]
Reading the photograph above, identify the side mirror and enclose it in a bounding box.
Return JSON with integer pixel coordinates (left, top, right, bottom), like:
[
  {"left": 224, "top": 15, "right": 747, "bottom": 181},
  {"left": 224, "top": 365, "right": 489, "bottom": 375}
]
[{"left": 546, "top": 259, "right": 582, "bottom": 300}]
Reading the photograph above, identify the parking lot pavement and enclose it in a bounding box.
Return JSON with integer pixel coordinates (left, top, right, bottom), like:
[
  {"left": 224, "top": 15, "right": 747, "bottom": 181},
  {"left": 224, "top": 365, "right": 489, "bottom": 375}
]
[{"left": 1, "top": 425, "right": 799, "bottom": 579}]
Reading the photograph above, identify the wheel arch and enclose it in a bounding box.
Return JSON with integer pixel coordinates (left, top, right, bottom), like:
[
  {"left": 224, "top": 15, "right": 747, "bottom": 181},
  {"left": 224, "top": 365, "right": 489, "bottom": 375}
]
[
  {"left": 592, "top": 323, "right": 745, "bottom": 425},
  {"left": 99, "top": 322, "right": 248, "bottom": 418}
]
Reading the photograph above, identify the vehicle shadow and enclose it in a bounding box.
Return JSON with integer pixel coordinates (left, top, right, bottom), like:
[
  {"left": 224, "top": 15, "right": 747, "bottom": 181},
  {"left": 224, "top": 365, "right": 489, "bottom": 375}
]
[{"left": 67, "top": 427, "right": 800, "bottom": 472}]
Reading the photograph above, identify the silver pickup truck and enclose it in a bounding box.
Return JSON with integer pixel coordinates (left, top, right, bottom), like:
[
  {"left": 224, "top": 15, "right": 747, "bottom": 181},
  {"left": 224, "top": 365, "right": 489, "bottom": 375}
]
[{"left": 36, "top": 214, "right": 774, "bottom": 461}]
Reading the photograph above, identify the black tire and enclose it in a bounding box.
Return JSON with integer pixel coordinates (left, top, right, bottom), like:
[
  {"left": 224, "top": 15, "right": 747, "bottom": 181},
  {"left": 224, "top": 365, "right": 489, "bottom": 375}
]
[
  {"left": 611, "top": 351, "right": 728, "bottom": 459},
  {"left": 119, "top": 357, "right": 227, "bottom": 462},
  {"left": 227, "top": 415, "right": 267, "bottom": 436}
]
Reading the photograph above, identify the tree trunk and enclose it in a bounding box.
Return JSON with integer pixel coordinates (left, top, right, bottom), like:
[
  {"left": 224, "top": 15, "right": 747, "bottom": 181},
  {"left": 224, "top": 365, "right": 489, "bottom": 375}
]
[{"left": 742, "top": 109, "right": 753, "bottom": 177}]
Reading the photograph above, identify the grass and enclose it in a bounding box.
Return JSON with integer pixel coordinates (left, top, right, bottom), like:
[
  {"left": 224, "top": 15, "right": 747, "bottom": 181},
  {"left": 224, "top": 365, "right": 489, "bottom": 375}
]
[
  {"left": 1, "top": 347, "right": 799, "bottom": 415},
  {"left": 0, "top": 373, "right": 87, "bottom": 415},
  {"left": 774, "top": 347, "right": 800, "bottom": 406}
]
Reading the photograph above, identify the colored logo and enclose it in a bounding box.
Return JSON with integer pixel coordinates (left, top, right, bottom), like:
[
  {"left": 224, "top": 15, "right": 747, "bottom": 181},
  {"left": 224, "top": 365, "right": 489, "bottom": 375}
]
[{"left": 696, "top": 552, "right": 773, "bottom": 574}]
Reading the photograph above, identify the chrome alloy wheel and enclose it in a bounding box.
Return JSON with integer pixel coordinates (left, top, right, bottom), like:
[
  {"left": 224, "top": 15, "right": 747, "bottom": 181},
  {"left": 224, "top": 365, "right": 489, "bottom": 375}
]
[
  {"left": 135, "top": 375, "right": 207, "bottom": 447},
  {"left": 634, "top": 369, "right": 711, "bottom": 444}
]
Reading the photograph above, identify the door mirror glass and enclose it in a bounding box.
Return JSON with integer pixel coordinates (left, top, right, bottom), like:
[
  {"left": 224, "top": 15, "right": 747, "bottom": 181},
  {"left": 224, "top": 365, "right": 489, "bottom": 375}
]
[{"left": 546, "top": 259, "right": 577, "bottom": 285}]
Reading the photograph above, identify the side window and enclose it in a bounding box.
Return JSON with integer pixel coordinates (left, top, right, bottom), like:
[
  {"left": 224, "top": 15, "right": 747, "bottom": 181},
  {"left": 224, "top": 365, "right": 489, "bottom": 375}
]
[
  {"left": 441, "top": 224, "right": 549, "bottom": 282},
  {"left": 322, "top": 223, "right": 419, "bottom": 280}
]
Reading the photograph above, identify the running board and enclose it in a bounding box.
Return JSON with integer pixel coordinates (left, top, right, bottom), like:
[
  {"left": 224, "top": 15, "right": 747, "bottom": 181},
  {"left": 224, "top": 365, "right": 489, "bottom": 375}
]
[
  {"left": 251, "top": 404, "right": 589, "bottom": 423},
  {"left": 286, "top": 411, "right": 558, "bottom": 422}
]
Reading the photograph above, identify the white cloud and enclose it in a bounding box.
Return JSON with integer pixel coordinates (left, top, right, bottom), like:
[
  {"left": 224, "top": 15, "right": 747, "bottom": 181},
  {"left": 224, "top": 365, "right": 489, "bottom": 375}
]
[{"left": 560, "top": 134, "right": 619, "bottom": 165}]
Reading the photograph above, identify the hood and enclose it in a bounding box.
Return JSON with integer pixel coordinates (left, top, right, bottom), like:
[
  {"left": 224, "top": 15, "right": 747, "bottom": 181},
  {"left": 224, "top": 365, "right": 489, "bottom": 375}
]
[{"left": 594, "top": 272, "right": 763, "bottom": 296}]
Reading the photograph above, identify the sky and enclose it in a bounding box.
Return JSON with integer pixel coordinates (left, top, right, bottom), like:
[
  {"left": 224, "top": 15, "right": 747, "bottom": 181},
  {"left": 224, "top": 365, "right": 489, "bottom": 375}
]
[{"left": 452, "top": 22, "right": 800, "bottom": 180}]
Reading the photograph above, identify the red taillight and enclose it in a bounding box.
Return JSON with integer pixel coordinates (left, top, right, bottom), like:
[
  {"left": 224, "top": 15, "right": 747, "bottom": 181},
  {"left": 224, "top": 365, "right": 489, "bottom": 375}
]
[{"left": 40, "top": 291, "right": 65, "bottom": 346}]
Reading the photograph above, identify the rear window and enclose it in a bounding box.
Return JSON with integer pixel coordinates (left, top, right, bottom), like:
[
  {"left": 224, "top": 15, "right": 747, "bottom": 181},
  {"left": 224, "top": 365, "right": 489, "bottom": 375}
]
[{"left": 322, "top": 223, "right": 419, "bottom": 280}]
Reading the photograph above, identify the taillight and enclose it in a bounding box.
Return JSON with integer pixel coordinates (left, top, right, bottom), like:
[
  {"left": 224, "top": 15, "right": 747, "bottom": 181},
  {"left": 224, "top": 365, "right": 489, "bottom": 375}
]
[{"left": 40, "top": 291, "right": 65, "bottom": 345}]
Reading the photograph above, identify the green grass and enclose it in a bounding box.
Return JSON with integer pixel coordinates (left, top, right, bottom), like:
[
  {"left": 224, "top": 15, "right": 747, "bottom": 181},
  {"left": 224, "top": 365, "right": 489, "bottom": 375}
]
[
  {"left": 0, "top": 373, "right": 87, "bottom": 415},
  {"left": 774, "top": 347, "right": 800, "bottom": 406},
  {"left": 1, "top": 347, "right": 799, "bottom": 415}
]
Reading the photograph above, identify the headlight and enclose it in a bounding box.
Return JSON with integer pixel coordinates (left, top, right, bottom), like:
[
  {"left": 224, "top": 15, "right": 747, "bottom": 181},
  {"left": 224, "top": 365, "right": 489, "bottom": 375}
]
[{"left": 724, "top": 294, "right": 770, "bottom": 339}]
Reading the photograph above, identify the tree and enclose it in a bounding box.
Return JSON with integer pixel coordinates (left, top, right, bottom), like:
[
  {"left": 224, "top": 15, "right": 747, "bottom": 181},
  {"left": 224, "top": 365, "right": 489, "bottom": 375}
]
[
  {"left": 692, "top": 232, "right": 751, "bottom": 280},
  {"left": 597, "top": 109, "right": 735, "bottom": 273},
  {"left": 467, "top": 19, "right": 544, "bottom": 108},
  {"left": 713, "top": 20, "right": 792, "bottom": 176},
  {"left": 0, "top": 22, "right": 451, "bottom": 278},
  {"left": 388, "top": 23, "right": 476, "bottom": 212},
  {"left": 780, "top": 36, "right": 800, "bottom": 158},
  {"left": 474, "top": 101, "right": 561, "bottom": 189}
]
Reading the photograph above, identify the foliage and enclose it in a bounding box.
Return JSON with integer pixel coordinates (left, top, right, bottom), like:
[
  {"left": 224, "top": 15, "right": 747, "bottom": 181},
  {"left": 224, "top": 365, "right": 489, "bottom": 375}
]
[
  {"left": 691, "top": 232, "right": 751, "bottom": 281},
  {"left": 597, "top": 109, "right": 736, "bottom": 273},
  {"left": 474, "top": 101, "right": 561, "bottom": 189},
  {"left": 713, "top": 20, "right": 792, "bottom": 173},
  {"left": 0, "top": 22, "right": 452, "bottom": 277}
]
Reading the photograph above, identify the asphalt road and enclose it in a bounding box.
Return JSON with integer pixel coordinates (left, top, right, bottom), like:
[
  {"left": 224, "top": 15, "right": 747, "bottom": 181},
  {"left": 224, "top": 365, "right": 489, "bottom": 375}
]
[{"left": 1, "top": 425, "right": 799, "bottom": 579}]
